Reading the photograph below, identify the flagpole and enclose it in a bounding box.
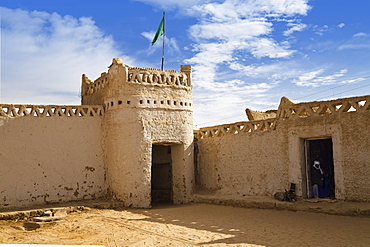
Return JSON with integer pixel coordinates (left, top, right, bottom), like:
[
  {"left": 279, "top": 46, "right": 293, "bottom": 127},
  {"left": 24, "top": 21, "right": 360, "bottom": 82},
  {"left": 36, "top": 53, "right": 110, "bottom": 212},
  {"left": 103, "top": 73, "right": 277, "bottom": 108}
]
[{"left": 161, "top": 11, "right": 165, "bottom": 71}]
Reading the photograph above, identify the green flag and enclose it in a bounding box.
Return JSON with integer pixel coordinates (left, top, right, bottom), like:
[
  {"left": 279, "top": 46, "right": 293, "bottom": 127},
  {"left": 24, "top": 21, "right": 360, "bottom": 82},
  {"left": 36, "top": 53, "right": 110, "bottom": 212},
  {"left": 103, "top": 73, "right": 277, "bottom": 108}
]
[{"left": 151, "top": 17, "right": 164, "bottom": 46}]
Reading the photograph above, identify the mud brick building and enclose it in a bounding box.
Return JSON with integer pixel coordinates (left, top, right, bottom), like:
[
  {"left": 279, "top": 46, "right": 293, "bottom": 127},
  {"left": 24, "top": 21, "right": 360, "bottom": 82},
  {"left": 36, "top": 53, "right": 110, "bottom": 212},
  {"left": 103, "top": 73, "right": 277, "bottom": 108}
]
[{"left": 1, "top": 58, "right": 369, "bottom": 209}]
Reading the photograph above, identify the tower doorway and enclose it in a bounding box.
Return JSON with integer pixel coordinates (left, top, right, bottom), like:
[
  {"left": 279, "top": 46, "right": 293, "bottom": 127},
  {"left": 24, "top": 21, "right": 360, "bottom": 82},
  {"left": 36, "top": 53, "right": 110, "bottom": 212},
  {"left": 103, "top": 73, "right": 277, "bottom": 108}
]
[
  {"left": 151, "top": 144, "right": 173, "bottom": 204},
  {"left": 304, "top": 138, "right": 335, "bottom": 199}
]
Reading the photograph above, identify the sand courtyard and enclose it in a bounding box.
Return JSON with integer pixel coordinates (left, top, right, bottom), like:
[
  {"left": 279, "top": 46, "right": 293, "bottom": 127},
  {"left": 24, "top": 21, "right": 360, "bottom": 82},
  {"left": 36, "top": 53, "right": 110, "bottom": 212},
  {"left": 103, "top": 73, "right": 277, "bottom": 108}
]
[{"left": 1, "top": 203, "right": 370, "bottom": 246}]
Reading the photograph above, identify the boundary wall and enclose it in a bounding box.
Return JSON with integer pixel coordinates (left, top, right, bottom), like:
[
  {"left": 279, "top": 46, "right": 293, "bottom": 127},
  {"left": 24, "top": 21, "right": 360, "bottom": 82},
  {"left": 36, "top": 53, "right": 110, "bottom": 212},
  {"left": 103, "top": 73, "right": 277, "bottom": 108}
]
[
  {"left": 195, "top": 95, "right": 370, "bottom": 201},
  {"left": 0, "top": 105, "right": 105, "bottom": 209}
]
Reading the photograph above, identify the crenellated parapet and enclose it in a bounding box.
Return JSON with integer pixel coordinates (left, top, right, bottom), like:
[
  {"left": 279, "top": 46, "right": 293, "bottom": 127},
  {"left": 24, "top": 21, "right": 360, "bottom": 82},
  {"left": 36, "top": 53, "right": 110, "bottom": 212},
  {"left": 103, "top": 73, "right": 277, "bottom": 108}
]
[
  {"left": 0, "top": 104, "right": 104, "bottom": 118},
  {"left": 82, "top": 72, "right": 109, "bottom": 96},
  {"left": 127, "top": 67, "right": 191, "bottom": 87},
  {"left": 81, "top": 59, "right": 192, "bottom": 106},
  {"left": 277, "top": 95, "right": 370, "bottom": 119},
  {"left": 195, "top": 119, "right": 276, "bottom": 139},
  {"left": 196, "top": 95, "right": 370, "bottom": 139}
]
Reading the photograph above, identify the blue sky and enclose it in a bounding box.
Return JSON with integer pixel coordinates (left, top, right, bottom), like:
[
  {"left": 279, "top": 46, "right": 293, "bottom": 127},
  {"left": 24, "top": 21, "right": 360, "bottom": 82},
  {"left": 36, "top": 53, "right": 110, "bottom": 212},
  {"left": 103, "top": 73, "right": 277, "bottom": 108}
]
[{"left": 1, "top": 0, "right": 370, "bottom": 128}]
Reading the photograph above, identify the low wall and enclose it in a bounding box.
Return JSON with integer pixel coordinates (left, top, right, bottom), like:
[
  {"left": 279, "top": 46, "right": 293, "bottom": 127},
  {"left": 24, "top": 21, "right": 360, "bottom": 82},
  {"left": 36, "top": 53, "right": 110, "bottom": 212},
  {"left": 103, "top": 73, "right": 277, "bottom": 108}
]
[{"left": 0, "top": 105, "right": 106, "bottom": 209}]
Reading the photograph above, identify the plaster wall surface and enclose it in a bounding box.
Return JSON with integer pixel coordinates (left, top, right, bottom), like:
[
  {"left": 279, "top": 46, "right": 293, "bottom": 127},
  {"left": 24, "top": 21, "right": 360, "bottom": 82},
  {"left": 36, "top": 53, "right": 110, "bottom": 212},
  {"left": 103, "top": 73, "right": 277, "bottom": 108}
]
[
  {"left": 340, "top": 112, "right": 370, "bottom": 201},
  {"left": 196, "top": 127, "right": 289, "bottom": 197},
  {"left": 0, "top": 114, "right": 105, "bottom": 209},
  {"left": 103, "top": 107, "right": 194, "bottom": 208}
]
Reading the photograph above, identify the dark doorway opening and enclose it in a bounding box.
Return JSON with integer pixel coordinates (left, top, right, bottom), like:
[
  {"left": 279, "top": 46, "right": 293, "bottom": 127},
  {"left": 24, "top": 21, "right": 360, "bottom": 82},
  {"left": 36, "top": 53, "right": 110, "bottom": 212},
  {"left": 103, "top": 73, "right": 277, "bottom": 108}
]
[
  {"left": 151, "top": 145, "right": 173, "bottom": 204},
  {"left": 305, "top": 138, "right": 335, "bottom": 199}
]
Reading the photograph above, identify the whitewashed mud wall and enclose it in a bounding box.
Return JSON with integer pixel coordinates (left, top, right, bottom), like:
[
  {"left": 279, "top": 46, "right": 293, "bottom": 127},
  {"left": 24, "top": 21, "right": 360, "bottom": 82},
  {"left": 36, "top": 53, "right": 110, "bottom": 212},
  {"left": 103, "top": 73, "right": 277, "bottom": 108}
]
[
  {"left": 196, "top": 96, "right": 370, "bottom": 201},
  {"left": 0, "top": 105, "right": 106, "bottom": 209},
  {"left": 196, "top": 120, "right": 289, "bottom": 197}
]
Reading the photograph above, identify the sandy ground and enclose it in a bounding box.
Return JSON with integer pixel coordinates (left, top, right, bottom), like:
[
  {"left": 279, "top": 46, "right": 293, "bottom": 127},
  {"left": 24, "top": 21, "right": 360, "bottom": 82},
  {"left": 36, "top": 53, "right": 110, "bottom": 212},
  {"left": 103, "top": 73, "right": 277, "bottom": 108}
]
[{"left": 1, "top": 203, "right": 370, "bottom": 247}]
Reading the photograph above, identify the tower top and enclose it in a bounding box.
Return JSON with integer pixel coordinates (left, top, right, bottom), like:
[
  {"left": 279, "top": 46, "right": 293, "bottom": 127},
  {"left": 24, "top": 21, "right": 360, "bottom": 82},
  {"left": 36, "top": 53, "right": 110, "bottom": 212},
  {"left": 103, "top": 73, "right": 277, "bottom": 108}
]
[{"left": 81, "top": 58, "right": 192, "bottom": 106}]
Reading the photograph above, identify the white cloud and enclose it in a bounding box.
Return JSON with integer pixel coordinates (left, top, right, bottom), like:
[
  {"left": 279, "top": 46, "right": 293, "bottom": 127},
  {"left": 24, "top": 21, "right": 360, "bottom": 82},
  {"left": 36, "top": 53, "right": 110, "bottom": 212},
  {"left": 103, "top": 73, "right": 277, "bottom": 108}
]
[
  {"left": 185, "top": 42, "right": 235, "bottom": 88},
  {"left": 248, "top": 38, "right": 295, "bottom": 58},
  {"left": 338, "top": 43, "right": 370, "bottom": 50},
  {"left": 294, "top": 69, "right": 324, "bottom": 87},
  {"left": 189, "top": 0, "right": 311, "bottom": 19},
  {"left": 229, "top": 61, "right": 299, "bottom": 80},
  {"left": 354, "top": 32, "right": 367, "bottom": 37},
  {"left": 314, "top": 25, "right": 329, "bottom": 36},
  {"left": 133, "top": 0, "right": 211, "bottom": 10},
  {"left": 189, "top": 19, "right": 272, "bottom": 41},
  {"left": 293, "top": 69, "right": 351, "bottom": 87},
  {"left": 283, "top": 23, "right": 307, "bottom": 36},
  {"left": 338, "top": 23, "right": 345, "bottom": 28},
  {"left": 1, "top": 7, "right": 134, "bottom": 104},
  {"left": 340, "top": 78, "right": 366, "bottom": 84},
  {"left": 337, "top": 33, "right": 370, "bottom": 50}
]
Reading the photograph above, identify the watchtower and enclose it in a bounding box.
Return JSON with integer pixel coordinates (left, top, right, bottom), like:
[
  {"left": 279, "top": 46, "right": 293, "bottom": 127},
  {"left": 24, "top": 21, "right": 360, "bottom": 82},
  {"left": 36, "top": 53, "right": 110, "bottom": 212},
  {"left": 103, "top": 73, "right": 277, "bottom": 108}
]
[{"left": 81, "top": 58, "right": 194, "bottom": 208}]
